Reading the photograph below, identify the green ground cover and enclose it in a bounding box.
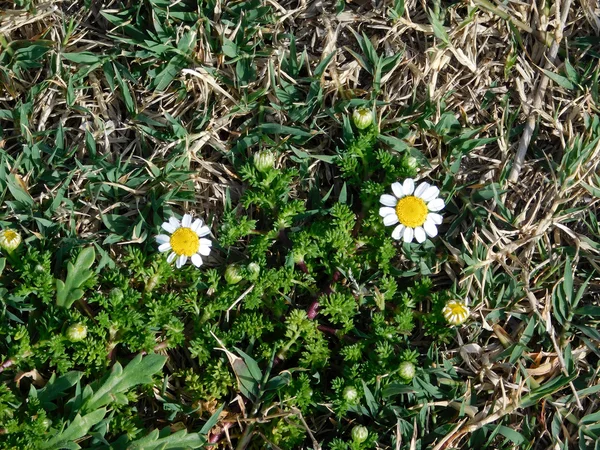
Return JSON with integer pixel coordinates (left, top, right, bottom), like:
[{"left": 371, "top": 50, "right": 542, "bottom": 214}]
[{"left": 1, "top": 0, "right": 600, "bottom": 448}]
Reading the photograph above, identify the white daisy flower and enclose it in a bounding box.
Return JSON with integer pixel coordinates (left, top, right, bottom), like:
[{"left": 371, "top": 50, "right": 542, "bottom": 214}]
[
  {"left": 379, "top": 178, "right": 445, "bottom": 244},
  {"left": 442, "top": 300, "right": 470, "bottom": 326},
  {"left": 156, "top": 213, "right": 212, "bottom": 269}
]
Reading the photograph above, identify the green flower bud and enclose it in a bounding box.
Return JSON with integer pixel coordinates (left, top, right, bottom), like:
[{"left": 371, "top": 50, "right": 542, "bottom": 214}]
[
  {"left": 247, "top": 262, "right": 260, "bottom": 280},
  {"left": 398, "top": 361, "right": 416, "bottom": 382},
  {"left": 0, "top": 229, "right": 22, "bottom": 253},
  {"left": 41, "top": 418, "right": 52, "bottom": 429},
  {"left": 343, "top": 386, "right": 358, "bottom": 402},
  {"left": 224, "top": 264, "right": 243, "bottom": 285},
  {"left": 407, "top": 156, "right": 418, "bottom": 170},
  {"left": 352, "top": 108, "right": 373, "bottom": 130},
  {"left": 351, "top": 425, "right": 369, "bottom": 443},
  {"left": 66, "top": 323, "right": 87, "bottom": 342},
  {"left": 253, "top": 151, "right": 275, "bottom": 172},
  {"left": 110, "top": 288, "right": 124, "bottom": 302}
]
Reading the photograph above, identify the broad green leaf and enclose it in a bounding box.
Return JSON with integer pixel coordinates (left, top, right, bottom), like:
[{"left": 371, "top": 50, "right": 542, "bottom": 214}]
[
  {"left": 37, "top": 371, "right": 84, "bottom": 405},
  {"left": 56, "top": 247, "right": 96, "bottom": 309},
  {"left": 83, "top": 354, "right": 167, "bottom": 413},
  {"left": 543, "top": 68, "right": 576, "bottom": 90}
]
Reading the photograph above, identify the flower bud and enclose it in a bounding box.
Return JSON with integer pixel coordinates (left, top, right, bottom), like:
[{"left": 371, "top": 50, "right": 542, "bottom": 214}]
[
  {"left": 398, "top": 361, "right": 416, "bottom": 382},
  {"left": 0, "top": 229, "right": 22, "bottom": 253},
  {"left": 352, "top": 108, "right": 373, "bottom": 130},
  {"left": 247, "top": 262, "right": 260, "bottom": 280},
  {"left": 343, "top": 386, "right": 358, "bottom": 402},
  {"left": 442, "top": 300, "right": 470, "bottom": 326},
  {"left": 224, "top": 264, "right": 243, "bottom": 285},
  {"left": 407, "top": 156, "right": 418, "bottom": 170},
  {"left": 351, "top": 425, "right": 369, "bottom": 443},
  {"left": 66, "top": 323, "right": 88, "bottom": 342},
  {"left": 110, "top": 288, "right": 124, "bottom": 302},
  {"left": 253, "top": 151, "right": 275, "bottom": 172}
]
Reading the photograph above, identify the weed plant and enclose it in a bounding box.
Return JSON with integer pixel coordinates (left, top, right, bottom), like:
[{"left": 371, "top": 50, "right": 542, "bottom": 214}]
[{"left": 1, "top": 0, "right": 600, "bottom": 449}]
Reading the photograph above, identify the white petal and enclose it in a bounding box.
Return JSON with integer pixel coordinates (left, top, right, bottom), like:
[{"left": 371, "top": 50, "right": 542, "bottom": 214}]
[
  {"left": 391, "top": 182, "right": 404, "bottom": 198},
  {"left": 167, "top": 252, "right": 177, "bottom": 263},
  {"left": 161, "top": 222, "right": 177, "bottom": 233},
  {"left": 391, "top": 224, "right": 405, "bottom": 240},
  {"left": 155, "top": 234, "right": 170, "bottom": 244},
  {"left": 423, "top": 220, "right": 438, "bottom": 237},
  {"left": 191, "top": 254, "right": 203, "bottom": 267},
  {"left": 383, "top": 214, "right": 399, "bottom": 226},
  {"left": 182, "top": 214, "right": 192, "bottom": 228},
  {"left": 428, "top": 213, "right": 443, "bottom": 225},
  {"left": 380, "top": 194, "right": 397, "bottom": 207},
  {"left": 199, "top": 238, "right": 212, "bottom": 248},
  {"left": 403, "top": 179, "right": 415, "bottom": 195},
  {"left": 403, "top": 227, "right": 414, "bottom": 243},
  {"left": 176, "top": 255, "right": 187, "bottom": 268},
  {"left": 196, "top": 225, "right": 211, "bottom": 237},
  {"left": 191, "top": 218, "right": 203, "bottom": 232},
  {"left": 414, "top": 182, "right": 430, "bottom": 198},
  {"left": 420, "top": 186, "right": 440, "bottom": 202},
  {"left": 414, "top": 227, "right": 426, "bottom": 243},
  {"left": 379, "top": 207, "right": 396, "bottom": 217},
  {"left": 169, "top": 217, "right": 181, "bottom": 229},
  {"left": 158, "top": 243, "right": 171, "bottom": 252},
  {"left": 428, "top": 198, "right": 445, "bottom": 212},
  {"left": 198, "top": 245, "right": 211, "bottom": 256}
]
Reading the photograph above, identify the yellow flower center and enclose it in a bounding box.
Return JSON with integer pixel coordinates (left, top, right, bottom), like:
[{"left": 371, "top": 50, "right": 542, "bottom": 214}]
[
  {"left": 170, "top": 227, "right": 199, "bottom": 257},
  {"left": 395, "top": 196, "right": 428, "bottom": 228},
  {"left": 2, "top": 230, "right": 18, "bottom": 242},
  {"left": 443, "top": 301, "right": 469, "bottom": 325}
]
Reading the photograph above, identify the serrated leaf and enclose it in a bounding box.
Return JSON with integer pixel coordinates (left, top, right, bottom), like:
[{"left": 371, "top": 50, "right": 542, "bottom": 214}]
[
  {"left": 83, "top": 354, "right": 167, "bottom": 413},
  {"left": 56, "top": 247, "right": 96, "bottom": 309},
  {"left": 41, "top": 408, "right": 107, "bottom": 449}
]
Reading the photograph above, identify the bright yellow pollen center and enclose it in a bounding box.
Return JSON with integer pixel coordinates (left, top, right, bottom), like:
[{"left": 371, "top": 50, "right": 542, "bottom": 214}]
[
  {"left": 448, "top": 302, "right": 467, "bottom": 315},
  {"left": 170, "top": 227, "right": 199, "bottom": 257},
  {"left": 3, "top": 230, "right": 17, "bottom": 242},
  {"left": 395, "top": 196, "right": 428, "bottom": 228}
]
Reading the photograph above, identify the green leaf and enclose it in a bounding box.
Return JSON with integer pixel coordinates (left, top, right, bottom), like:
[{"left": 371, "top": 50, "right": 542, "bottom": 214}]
[
  {"left": 427, "top": 9, "right": 450, "bottom": 45},
  {"left": 6, "top": 174, "right": 34, "bottom": 206},
  {"left": 234, "top": 347, "right": 263, "bottom": 385},
  {"left": 222, "top": 38, "right": 238, "bottom": 58},
  {"left": 543, "top": 68, "right": 576, "bottom": 90},
  {"left": 41, "top": 408, "right": 107, "bottom": 449},
  {"left": 128, "top": 429, "right": 206, "bottom": 449},
  {"left": 362, "top": 381, "right": 379, "bottom": 417},
  {"left": 83, "top": 354, "right": 167, "bottom": 413},
  {"left": 37, "top": 371, "right": 84, "bottom": 405},
  {"left": 62, "top": 52, "right": 103, "bottom": 65},
  {"left": 258, "top": 123, "right": 315, "bottom": 138},
  {"left": 574, "top": 305, "right": 600, "bottom": 316},
  {"left": 381, "top": 383, "right": 416, "bottom": 398},
  {"left": 494, "top": 425, "right": 526, "bottom": 445},
  {"left": 56, "top": 247, "right": 96, "bottom": 309},
  {"left": 198, "top": 403, "right": 225, "bottom": 435}
]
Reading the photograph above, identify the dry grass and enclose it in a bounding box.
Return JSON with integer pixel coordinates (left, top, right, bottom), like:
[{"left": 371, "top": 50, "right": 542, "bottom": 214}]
[{"left": 1, "top": 0, "right": 600, "bottom": 448}]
